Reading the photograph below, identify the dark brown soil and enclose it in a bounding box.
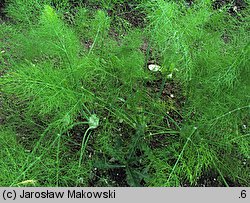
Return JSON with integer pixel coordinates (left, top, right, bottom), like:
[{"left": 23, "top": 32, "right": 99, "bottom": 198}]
[
  {"left": 89, "top": 167, "right": 129, "bottom": 187},
  {"left": 213, "top": 0, "right": 248, "bottom": 10},
  {"left": 107, "top": 2, "right": 147, "bottom": 28},
  {"left": 146, "top": 78, "right": 185, "bottom": 127},
  {"left": 0, "top": 0, "right": 7, "bottom": 20},
  {"left": 182, "top": 170, "right": 242, "bottom": 187}
]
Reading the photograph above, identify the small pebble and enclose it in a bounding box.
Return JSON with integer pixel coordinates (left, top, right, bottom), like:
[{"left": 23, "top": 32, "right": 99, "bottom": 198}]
[{"left": 148, "top": 64, "right": 161, "bottom": 72}]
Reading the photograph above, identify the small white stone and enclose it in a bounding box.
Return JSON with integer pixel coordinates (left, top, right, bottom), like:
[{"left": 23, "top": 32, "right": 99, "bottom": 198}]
[
  {"left": 78, "top": 177, "right": 84, "bottom": 184},
  {"left": 109, "top": 157, "right": 116, "bottom": 162},
  {"left": 118, "top": 97, "right": 125, "bottom": 102},
  {"left": 167, "top": 73, "right": 173, "bottom": 79},
  {"left": 148, "top": 64, "right": 161, "bottom": 72}
]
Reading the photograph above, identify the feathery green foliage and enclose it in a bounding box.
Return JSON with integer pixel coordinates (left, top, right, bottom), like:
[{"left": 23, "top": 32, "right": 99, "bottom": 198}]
[{"left": 146, "top": 0, "right": 250, "bottom": 186}]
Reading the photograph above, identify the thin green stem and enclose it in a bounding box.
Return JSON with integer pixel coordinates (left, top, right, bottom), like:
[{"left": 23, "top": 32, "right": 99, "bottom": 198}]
[
  {"left": 10, "top": 134, "right": 60, "bottom": 186},
  {"left": 78, "top": 127, "right": 91, "bottom": 168},
  {"left": 56, "top": 133, "right": 61, "bottom": 187},
  {"left": 166, "top": 127, "right": 197, "bottom": 185}
]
